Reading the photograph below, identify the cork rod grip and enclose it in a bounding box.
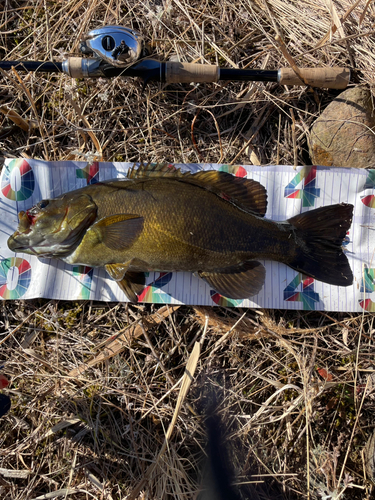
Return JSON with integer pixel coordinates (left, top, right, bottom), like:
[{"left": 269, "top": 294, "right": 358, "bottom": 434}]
[
  {"left": 278, "top": 67, "right": 350, "bottom": 89},
  {"left": 165, "top": 62, "right": 219, "bottom": 84}
]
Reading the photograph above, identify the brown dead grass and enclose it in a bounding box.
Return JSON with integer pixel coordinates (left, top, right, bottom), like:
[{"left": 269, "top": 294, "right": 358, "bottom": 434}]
[{"left": 1, "top": 1, "right": 375, "bottom": 499}]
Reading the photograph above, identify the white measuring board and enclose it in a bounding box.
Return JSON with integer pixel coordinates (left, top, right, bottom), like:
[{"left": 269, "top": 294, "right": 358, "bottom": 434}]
[{"left": 0, "top": 159, "right": 373, "bottom": 311}]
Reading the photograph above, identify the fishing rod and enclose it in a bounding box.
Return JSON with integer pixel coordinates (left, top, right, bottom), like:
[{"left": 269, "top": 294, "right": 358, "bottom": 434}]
[{"left": 0, "top": 25, "right": 350, "bottom": 89}]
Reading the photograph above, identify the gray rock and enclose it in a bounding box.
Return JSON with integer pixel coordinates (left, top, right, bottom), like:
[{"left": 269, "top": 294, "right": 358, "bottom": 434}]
[{"left": 309, "top": 87, "right": 375, "bottom": 168}]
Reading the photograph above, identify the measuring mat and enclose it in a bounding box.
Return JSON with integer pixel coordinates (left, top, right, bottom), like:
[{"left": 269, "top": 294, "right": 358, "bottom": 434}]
[{"left": 0, "top": 159, "right": 373, "bottom": 311}]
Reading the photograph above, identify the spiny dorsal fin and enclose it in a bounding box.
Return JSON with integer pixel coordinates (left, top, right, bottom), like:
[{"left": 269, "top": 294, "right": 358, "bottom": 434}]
[
  {"left": 126, "top": 162, "right": 188, "bottom": 179},
  {"left": 126, "top": 164, "right": 268, "bottom": 216},
  {"left": 186, "top": 170, "right": 268, "bottom": 217}
]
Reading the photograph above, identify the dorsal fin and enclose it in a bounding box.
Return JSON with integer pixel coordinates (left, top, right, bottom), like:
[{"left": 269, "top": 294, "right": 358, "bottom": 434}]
[
  {"left": 186, "top": 170, "right": 268, "bottom": 217},
  {"left": 105, "top": 162, "right": 191, "bottom": 190},
  {"left": 126, "top": 163, "right": 268, "bottom": 217},
  {"left": 126, "top": 162, "right": 187, "bottom": 179}
]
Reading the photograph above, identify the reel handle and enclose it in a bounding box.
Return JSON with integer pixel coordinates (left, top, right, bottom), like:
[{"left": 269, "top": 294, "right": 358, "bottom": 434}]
[{"left": 278, "top": 67, "right": 350, "bottom": 89}]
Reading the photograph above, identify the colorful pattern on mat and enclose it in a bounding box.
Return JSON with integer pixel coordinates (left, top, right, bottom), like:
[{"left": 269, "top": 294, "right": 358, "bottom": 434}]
[
  {"left": 218, "top": 164, "right": 247, "bottom": 177},
  {"left": 363, "top": 169, "right": 375, "bottom": 190},
  {"left": 359, "top": 298, "right": 375, "bottom": 312},
  {"left": 361, "top": 194, "right": 375, "bottom": 209},
  {"left": 72, "top": 266, "right": 94, "bottom": 300},
  {"left": 284, "top": 165, "right": 320, "bottom": 207},
  {"left": 283, "top": 273, "right": 320, "bottom": 310},
  {"left": 1, "top": 159, "right": 35, "bottom": 201},
  {"left": 360, "top": 170, "right": 375, "bottom": 208},
  {"left": 360, "top": 265, "right": 375, "bottom": 293},
  {"left": 76, "top": 162, "right": 99, "bottom": 185},
  {"left": 137, "top": 272, "right": 173, "bottom": 303},
  {"left": 358, "top": 266, "right": 375, "bottom": 312},
  {"left": 343, "top": 232, "right": 350, "bottom": 247},
  {"left": 210, "top": 290, "right": 243, "bottom": 307},
  {"left": 0, "top": 258, "right": 31, "bottom": 299}
]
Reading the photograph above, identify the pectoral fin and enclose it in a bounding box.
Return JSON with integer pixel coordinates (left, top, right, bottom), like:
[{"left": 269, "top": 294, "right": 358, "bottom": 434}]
[
  {"left": 90, "top": 214, "right": 144, "bottom": 251},
  {"left": 105, "top": 263, "right": 146, "bottom": 302},
  {"left": 199, "top": 261, "right": 265, "bottom": 299}
]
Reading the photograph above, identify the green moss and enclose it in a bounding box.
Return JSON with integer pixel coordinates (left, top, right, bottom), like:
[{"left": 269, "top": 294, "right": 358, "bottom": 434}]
[{"left": 84, "top": 385, "right": 102, "bottom": 398}]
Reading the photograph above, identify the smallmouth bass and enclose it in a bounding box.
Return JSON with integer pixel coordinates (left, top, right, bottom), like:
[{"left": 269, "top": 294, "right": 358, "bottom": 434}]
[{"left": 8, "top": 163, "right": 354, "bottom": 302}]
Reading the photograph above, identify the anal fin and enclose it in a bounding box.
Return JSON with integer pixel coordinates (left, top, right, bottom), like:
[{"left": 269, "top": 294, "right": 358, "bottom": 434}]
[
  {"left": 105, "top": 262, "right": 146, "bottom": 302},
  {"left": 117, "top": 271, "right": 146, "bottom": 302},
  {"left": 199, "top": 261, "right": 265, "bottom": 299}
]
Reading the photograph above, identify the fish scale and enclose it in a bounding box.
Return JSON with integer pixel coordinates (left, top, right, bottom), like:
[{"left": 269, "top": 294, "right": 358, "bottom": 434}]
[{"left": 87, "top": 178, "right": 285, "bottom": 259}]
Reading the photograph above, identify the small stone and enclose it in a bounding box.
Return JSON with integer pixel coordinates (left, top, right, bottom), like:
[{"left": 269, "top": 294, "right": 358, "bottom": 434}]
[
  {"left": 309, "top": 87, "right": 375, "bottom": 168},
  {"left": 364, "top": 429, "right": 375, "bottom": 484}
]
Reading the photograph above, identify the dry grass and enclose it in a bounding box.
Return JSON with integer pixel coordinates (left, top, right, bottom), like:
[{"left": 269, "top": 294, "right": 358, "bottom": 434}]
[{"left": 1, "top": 0, "right": 375, "bottom": 498}]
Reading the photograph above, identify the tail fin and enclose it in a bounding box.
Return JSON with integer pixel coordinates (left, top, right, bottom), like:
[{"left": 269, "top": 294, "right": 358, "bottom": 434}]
[{"left": 288, "top": 203, "right": 353, "bottom": 287}]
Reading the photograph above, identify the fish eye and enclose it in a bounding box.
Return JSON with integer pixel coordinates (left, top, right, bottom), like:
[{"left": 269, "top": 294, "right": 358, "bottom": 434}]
[
  {"left": 28, "top": 200, "right": 49, "bottom": 215},
  {"left": 37, "top": 200, "right": 49, "bottom": 209}
]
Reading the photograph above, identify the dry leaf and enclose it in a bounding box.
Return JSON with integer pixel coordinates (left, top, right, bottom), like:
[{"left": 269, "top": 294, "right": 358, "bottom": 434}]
[{"left": 317, "top": 367, "right": 333, "bottom": 381}]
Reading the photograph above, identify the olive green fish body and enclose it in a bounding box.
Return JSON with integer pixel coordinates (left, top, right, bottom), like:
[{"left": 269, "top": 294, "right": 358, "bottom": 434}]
[
  {"left": 8, "top": 164, "right": 354, "bottom": 302},
  {"left": 64, "top": 177, "right": 295, "bottom": 270}
]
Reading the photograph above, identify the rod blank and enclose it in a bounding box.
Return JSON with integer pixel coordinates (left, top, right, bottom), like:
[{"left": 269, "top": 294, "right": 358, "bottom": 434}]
[{"left": 0, "top": 61, "right": 63, "bottom": 73}]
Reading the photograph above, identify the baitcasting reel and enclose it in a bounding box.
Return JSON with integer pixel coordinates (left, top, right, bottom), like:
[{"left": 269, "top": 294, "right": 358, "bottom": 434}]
[{"left": 79, "top": 26, "right": 150, "bottom": 67}]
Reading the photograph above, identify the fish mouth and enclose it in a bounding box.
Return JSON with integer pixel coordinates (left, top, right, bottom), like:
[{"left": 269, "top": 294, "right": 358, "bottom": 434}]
[
  {"left": 7, "top": 229, "right": 52, "bottom": 255},
  {"left": 7, "top": 235, "right": 37, "bottom": 255},
  {"left": 15, "top": 211, "right": 31, "bottom": 232},
  {"left": 7, "top": 234, "right": 22, "bottom": 252}
]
